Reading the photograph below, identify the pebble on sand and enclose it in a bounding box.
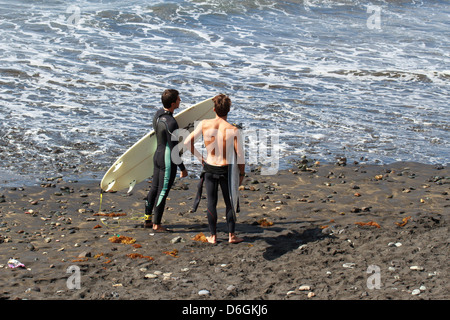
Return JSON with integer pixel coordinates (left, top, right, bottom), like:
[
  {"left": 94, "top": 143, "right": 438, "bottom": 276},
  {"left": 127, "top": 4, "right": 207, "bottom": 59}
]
[
  {"left": 411, "top": 289, "right": 421, "bottom": 295},
  {"left": 198, "top": 289, "right": 210, "bottom": 296},
  {"left": 299, "top": 285, "right": 311, "bottom": 291}
]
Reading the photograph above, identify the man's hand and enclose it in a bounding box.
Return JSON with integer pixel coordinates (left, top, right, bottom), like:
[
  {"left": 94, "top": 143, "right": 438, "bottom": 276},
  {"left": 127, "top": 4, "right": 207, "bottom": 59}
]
[{"left": 239, "top": 174, "right": 245, "bottom": 186}]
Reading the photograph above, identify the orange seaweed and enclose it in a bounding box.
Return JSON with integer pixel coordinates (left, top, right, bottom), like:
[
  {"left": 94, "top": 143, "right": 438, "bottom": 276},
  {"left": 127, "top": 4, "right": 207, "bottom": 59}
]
[
  {"left": 94, "top": 212, "right": 127, "bottom": 217},
  {"left": 258, "top": 218, "right": 274, "bottom": 227},
  {"left": 355, "top": 221, "right": 381, "bottom": 228},
  {"left": 163, "top": 249, "right": 179, "bottom": 258},
  {"left": 191, "top": 232, "right": 208, "bottom": 243},
  {"left": 395, "top": 216, "right": 411, "bottom": 227},
  {"left": 108, "top": 235, "right": 136, "bottom": 244},
  {"left": 126, "top": 253, "right": 154, "bottom": 261}
]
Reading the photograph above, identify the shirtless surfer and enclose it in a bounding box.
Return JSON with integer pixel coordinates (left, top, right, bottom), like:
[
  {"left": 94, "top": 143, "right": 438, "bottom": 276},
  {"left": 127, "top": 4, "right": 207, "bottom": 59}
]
[{"left": 184, "top": 94, "right": 245, "bottom": 244}]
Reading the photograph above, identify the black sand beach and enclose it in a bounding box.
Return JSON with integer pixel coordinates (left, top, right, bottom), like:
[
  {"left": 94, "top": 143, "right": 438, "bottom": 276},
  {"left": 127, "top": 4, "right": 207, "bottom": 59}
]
[{"left": 0, "top": 161, "right": 448, "bottom": 301}]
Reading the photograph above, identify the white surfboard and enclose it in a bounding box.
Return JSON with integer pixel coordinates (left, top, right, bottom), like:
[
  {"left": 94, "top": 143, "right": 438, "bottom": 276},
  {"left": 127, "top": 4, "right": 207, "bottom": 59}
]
[
  {"left": 100, "top": 97, "right": 215, "bottom": 193},
  {"left": 228, "top": 148, "right": 240, "bottom": 222}
]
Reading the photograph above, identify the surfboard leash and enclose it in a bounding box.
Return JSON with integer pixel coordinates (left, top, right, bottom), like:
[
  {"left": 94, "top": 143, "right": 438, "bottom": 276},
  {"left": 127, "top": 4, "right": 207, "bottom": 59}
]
[{"left": 98, "top": 190, "right": 104, "bottom": 214}]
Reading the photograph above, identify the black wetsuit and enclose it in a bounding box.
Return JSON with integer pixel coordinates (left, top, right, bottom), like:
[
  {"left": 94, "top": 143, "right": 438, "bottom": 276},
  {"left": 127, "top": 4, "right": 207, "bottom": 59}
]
[
  {"left": 145, "top": 109, "right": 185, "bottom": 225},
  {"left": 193, "top": 162, "right": 236, "bottom": 236}
]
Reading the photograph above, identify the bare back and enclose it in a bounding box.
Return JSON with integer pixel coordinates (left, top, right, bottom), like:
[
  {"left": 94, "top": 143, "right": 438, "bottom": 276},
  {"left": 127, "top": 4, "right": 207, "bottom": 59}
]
[{"left": 201, "top": 117, "right": 239, "bottom": 166}]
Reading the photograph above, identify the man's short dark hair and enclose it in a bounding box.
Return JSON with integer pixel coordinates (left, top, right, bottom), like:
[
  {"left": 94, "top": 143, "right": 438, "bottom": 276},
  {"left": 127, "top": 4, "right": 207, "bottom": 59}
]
[
  {"left": 212, "top": 94, "right": 231, "bottom": 117},
  {"left": 161, "top": 89, "right": 179, "bottom": 109}
]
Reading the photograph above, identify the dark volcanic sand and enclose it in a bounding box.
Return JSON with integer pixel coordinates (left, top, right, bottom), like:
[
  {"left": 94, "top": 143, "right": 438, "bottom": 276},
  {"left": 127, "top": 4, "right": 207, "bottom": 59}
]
[{"left": 0, "top": 162, "right": 448, "bottom": 300}]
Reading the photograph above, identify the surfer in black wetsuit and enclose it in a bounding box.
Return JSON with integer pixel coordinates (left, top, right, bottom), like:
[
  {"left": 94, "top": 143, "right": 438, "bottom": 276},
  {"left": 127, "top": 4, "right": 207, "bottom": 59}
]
[
  {"left": 144, "top": 89, "right": 187, "bottom": 232},
  {"left": 184, "top": 94, "right": 245, "bottom": 244}
]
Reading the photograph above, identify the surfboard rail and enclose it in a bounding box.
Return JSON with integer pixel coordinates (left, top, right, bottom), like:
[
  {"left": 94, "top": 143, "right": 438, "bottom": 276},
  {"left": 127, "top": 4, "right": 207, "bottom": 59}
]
[{"left": 100, "top": 97, "right": 215, "bottom": 192}]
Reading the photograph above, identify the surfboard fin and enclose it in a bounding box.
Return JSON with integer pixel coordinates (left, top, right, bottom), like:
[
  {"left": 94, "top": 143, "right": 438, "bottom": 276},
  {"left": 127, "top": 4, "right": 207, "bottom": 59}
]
[
  {"left": 113, "top": 161, "right": 123, "bottom": 173},
  {"left": 105, "top": 180, "right": 115, "bottom": 192},
  {"left": 128, "top": 180, "right": 136, "bottom": 193}
]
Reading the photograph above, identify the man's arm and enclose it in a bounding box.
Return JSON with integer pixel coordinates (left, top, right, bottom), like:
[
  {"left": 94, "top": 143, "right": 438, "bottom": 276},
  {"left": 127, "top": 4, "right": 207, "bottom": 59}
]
[
  {"left": 234, "top": 128, "right": 245, "bottom": 185},
  {"left": 164, "top": 117, "right": 187, "bottom": 176},
  {"left": 183, "top": 120, "right": 205, "bottom": 164}
]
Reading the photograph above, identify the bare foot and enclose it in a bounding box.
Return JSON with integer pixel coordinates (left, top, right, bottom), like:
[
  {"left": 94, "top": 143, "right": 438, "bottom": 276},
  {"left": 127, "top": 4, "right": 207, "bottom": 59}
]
[
  {"left": 229, "top": 233, "right": 244, "bottom": 244},
  {"left": 206, "top": 235, "right": 217, "bottom": 244},
  {"left": 153, "top": 224, "right": 172, "bottom": 233}
]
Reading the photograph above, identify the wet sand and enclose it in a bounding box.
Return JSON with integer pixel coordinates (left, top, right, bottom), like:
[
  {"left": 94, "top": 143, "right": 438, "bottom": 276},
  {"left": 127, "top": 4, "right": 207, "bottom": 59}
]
[{"left": 0, "top": 161, "right": 448, "bottom": 301}]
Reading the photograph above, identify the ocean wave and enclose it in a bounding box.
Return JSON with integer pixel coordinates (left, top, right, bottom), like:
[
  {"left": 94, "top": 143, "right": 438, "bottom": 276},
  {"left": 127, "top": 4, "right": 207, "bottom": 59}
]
[{"left": 0, "top": 0, "right": 448, "bottom": 181}]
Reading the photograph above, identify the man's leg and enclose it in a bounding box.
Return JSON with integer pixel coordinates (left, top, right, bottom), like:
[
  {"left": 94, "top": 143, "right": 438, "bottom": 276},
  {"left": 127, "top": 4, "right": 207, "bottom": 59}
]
[
  {"left": 144, "top": 163, "right": 161, "bottom": 228},
  {"left": 152, "top": 163, "right": 177, "bottom": 231},
  {"left": 219, "top": 177, "right": 243, "bottom": 244},
  {"left": 204, "top": 173, "right": 219, "bottom": 243}
]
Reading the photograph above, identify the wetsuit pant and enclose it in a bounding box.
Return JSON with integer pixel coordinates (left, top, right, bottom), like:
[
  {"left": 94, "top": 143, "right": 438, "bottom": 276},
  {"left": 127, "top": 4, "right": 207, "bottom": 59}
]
[
  {"left": 145, "top": 149, "right": 177, "bottom": 225},
  {"left": 204, "top": 164, "right": 235, "bottom": 235}
]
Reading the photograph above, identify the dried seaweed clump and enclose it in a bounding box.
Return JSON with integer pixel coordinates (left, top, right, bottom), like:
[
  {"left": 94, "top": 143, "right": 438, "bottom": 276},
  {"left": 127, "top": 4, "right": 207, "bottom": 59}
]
[
  {"left": 108, "top": 235, "right": 136, "bottom": 244},
  {"left": 191, "top": 232, "right": 208, "bottom": 243},
  {"left": 163, "top": 249, "right": 179, "bottom": 258},
  {"left": 355, "top": 221, "right": 381, "bottom": 228},
  {"left": 395, "top": 216, "right": 411, "bottom": 227},
  {"left": 258, "top": 218, "right": 274, "bottom": 227},
  {"left": 126, "top": 253, "right": 154, "bottom": 261},
  {"left": 94, "top": 213, "right": 127, "bottom": 217}
]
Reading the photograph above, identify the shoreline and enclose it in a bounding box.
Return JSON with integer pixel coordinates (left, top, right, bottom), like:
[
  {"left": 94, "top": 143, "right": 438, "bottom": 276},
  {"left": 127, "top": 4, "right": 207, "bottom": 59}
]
[{"left": 0, "top": 161, "right": 448, "bottom": 300}]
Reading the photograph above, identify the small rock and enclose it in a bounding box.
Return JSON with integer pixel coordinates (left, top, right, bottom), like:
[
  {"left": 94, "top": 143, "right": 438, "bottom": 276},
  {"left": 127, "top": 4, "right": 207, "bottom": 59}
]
[
  {"left": 388, "top": 242, "right": 402, "bottom": 247},
  {"left": 170, "top": 236, "right": 185, "bottom": 244},
  {"left": 343, "top": 263, "right": 356, "bottom": 268},
  {"left": 44, "top": 237, "right": 52, "bottom": 243},
  {"left": 410, "top": 266, "right": 424, "bottom": 271},
  {"left": 420, "top": 285, "right": 426, "bottom": 291},
  {"left": 286, "top": 290, "right": 296, "bottom": 296},
  {"left": 299, "top": 285, "right": 311, "bottom": 291},
  {"left": 307, "top": 292, "right": 316, "bottom": 298},
  {"left": 145, "top": 274, "right": 158, "bottom": 279},
  {"left": 198, "top": 289, "right": 210, "bottom": 296},
  {"left": 226, "top": 285, "right": 236, "bottom": 291},
  {"left": 411, "top": 289, "right": 421, "bottom": 295},
  {"left": 78, "top": 251, "right": 91, "bottom": 258}
]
